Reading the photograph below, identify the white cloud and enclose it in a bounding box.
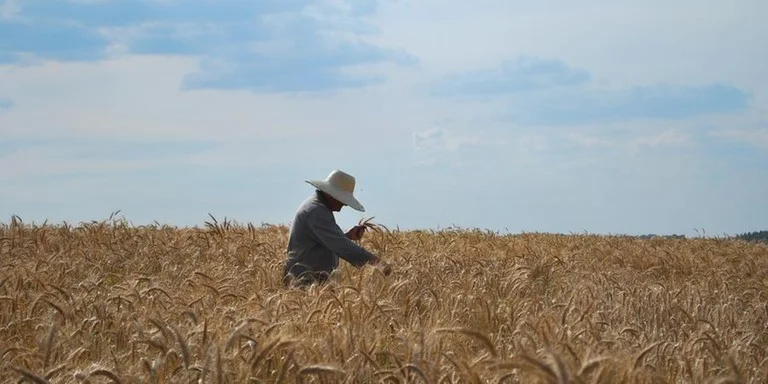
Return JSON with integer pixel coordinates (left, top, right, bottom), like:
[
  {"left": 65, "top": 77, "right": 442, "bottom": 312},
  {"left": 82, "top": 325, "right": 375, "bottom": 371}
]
[
  {"left": 518, "top": 134, "right": 547, "bottom": 152},
  {"left": 412, "top": 128, "right": 442, "bottom": 151},
  {"left": 1, "top": 0, "right": 19, "bottom": 20},
  {"left": 710, "top": 128, "right": 768, "bottom": 150},
  {"left": 0, "top": 144, "right": 164, "bottom": 179},
  {"left": 412, "top": 127, "right": 481, "bottom": 152},
  {"left": 631, "top": 129, "right": 691, "bottom": 149},
  {"left": 0, "top": 55, "right": 444, "bottom": 143},
  {"left": 0, "top": 53, "right": 489, "bottom": 180},
  {"left": 372, "top": 0, "right": 768, "bottom": 100},
  {"left": 410, "top": 127, "right": 488, "bottom": 169},
  {"left": 567, "top": 133, "right": 613, "bottom": 148}
]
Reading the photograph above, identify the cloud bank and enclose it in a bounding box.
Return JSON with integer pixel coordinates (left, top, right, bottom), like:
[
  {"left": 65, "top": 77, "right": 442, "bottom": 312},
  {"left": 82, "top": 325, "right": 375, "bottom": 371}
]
[
  {"left": 431, "top": 56, "right": 751, "bottom": 125},
  {"left": 509, "top": 83, "right": 751, "bottom": 125},
  {"left": 432, "top": 57, "right": 590, "bottom": 96},
  {"left": 1, "top": 0, "right": 416, "bottom": 92}
]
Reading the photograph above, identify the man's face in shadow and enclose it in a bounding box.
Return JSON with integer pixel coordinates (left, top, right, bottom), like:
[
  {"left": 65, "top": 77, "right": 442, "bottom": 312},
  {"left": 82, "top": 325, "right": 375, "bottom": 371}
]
[{"left": 319, "top": 191, "right": 345, "bottom": 212}]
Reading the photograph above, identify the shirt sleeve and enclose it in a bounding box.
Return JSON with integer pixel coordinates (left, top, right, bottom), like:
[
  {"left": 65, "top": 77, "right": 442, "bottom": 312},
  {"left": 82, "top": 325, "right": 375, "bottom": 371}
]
[{"left": 307, "top": 208, "right": 375, "bottom": 267}]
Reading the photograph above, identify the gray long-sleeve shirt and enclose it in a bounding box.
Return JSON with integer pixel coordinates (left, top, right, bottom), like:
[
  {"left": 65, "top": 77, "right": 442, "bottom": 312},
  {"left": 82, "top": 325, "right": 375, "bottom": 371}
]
[{"left": 284, "top": 192, "right": 375, "bottom": 277}]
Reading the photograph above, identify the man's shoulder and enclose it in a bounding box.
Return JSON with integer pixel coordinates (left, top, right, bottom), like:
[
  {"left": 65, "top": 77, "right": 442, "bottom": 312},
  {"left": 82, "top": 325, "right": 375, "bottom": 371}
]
[{"left": 296, "top": 194, "right": 331, "bottom": 220}]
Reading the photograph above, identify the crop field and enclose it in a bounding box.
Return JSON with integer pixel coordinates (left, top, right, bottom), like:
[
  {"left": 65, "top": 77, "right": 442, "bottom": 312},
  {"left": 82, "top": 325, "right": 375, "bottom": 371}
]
[{"left": 1, "top": 216, "right": 767, "bottom": 383}]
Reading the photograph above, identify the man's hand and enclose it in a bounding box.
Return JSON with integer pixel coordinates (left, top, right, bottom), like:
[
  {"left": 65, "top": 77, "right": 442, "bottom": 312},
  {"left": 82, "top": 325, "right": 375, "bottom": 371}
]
[
  {"left": 378, "top": 260, "right": 393, "bottom": 276},
  {"left": 346, "top": 225, "right": 367, "bottom": 241},
  {"left": 369, "top": 256, "right": 392, "bottom": 276}
]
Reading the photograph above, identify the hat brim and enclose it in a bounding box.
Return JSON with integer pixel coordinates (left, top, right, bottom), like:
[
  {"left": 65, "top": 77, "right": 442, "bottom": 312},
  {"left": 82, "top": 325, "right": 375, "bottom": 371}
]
[{"left": 306, "top": 180, "right": 365, "bottom": 212}]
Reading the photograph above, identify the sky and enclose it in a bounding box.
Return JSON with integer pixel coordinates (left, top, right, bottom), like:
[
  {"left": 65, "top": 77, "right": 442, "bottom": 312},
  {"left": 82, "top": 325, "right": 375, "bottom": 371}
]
[{"left": 1, "top": 0, "right": 766, "bottom": 237}]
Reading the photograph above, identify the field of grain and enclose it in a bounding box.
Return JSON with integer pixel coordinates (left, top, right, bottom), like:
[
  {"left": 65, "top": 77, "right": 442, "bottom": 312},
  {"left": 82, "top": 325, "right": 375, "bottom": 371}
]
[{"left": 1, "top": 215, "right": 767, "bottom": 383}]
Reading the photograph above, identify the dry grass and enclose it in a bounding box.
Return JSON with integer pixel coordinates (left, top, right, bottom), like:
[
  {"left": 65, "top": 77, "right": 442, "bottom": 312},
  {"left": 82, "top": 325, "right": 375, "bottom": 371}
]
[{"left": 1, "top": 214, "right": 767, "bottom": 383}]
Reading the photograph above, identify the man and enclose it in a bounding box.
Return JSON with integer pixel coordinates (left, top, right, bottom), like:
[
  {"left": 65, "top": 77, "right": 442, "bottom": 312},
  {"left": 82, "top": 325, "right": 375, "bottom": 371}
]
[{"left": 283, "top": 169, "right": 392, "bottom": 287}]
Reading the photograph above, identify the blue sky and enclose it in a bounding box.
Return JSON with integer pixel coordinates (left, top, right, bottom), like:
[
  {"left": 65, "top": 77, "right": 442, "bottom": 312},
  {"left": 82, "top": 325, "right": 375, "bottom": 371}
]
[{"left": 1, "top": 0, "right": 766, "bottom": 236}]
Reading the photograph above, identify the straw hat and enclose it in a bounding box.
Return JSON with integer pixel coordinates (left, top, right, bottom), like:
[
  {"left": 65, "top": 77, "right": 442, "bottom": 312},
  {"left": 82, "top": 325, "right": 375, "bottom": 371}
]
[{"left": 306, "top": 169, "right": 365, "bottom": 212}]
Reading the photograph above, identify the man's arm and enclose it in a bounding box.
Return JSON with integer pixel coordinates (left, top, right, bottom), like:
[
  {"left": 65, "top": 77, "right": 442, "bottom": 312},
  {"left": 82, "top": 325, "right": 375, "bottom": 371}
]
[{"left": 307, "top": 209, "right": 376, "bottom": 267}]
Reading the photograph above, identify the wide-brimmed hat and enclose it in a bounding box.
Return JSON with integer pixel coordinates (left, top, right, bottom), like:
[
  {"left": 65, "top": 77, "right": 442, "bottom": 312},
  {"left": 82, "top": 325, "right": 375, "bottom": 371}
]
[{"left": 306, "top": 169, "right": 365, "bottom": 212}]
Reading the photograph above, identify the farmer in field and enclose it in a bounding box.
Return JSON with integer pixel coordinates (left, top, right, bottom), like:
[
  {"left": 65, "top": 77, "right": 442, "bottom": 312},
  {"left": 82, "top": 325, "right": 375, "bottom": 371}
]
[{"left": 283, "top": 169, "right": 392, "bottom": 288}]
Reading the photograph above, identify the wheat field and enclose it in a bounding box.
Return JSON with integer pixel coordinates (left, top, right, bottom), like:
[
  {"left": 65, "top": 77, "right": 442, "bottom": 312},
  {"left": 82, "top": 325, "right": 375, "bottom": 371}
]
[{"left": 1, "top": 215, "right": 767, "bottom": 383}]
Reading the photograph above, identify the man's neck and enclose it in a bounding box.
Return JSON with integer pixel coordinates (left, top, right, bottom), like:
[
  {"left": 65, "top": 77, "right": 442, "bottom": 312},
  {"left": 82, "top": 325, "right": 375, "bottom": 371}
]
[{"left": 316, "top": 190, "right": 332, "bottom": 209}]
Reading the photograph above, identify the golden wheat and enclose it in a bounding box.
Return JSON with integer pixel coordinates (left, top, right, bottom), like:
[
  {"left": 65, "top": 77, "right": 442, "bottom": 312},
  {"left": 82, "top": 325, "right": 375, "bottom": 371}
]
[{"left": 1, "top": 215, "right": 767, "bottom": 383}]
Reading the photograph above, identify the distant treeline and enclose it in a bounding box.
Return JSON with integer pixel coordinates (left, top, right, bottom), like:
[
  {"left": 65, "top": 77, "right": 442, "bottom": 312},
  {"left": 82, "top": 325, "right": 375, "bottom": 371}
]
[
  {"left": 633, "top": 231, "right": 768, "bottom": 244},
  {"left": 636, "top": 234, "right": 687, "bottom": 239},
  {"left": 734, "top": 230, "right": 768, "bottom": 244}
]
